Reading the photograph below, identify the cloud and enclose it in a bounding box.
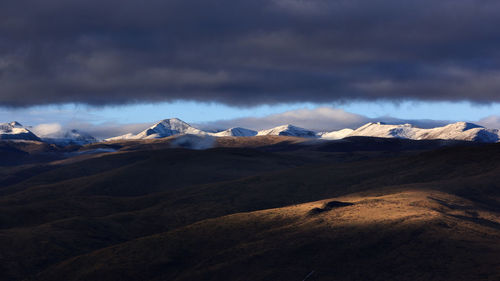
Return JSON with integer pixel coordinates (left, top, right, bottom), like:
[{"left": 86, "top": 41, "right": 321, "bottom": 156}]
[
  {"left": 198, "top": 107, "right": 368, "bottom": 131},
  {"left": 2, "top": 0, "right": 500, "bottom": 107},
  {"left": 197, "top": 107, "right": 451, "bottom": 132},
  {"left": 62, "top": 121, "right": 154, "bottom": 140},
  {"left": 32, "top": 123, "right": 63, "bottom": 137},
  {"left": 31, "top": 121, "right": 152, "bottom": 139},
  {"left": 478, "top": 115, "right": 500, "bottom": 129}
]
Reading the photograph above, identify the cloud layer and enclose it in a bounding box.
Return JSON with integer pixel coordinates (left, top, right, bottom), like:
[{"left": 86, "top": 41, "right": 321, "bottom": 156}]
[
  {"left": 197, "top": 107, "right": 453, "bottom": 132},
  {"left": 1, "top": 0, "right": 500, "bottom": 107},
  {"left": 31, "top": 123, "right": 64, "bottom": 138},
  {"left": 478, "top": 115, "right": 500, "bottom": 130},
  {"left": 32, "top": 121, "right": 152, "bottom": 139}
]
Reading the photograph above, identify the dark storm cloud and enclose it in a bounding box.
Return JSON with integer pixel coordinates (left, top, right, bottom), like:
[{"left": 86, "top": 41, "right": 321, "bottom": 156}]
[{"left": 1, "top": 0, "right": 500, "bottom": 106}]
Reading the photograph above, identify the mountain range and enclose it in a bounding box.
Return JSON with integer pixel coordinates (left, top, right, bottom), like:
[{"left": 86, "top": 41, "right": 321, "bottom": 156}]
[
  {"left": 1, "top": 118, "right": 499, "bottom": 144},
  {"left": 102, "top": 118, "right": 500, "bottom": 143}
]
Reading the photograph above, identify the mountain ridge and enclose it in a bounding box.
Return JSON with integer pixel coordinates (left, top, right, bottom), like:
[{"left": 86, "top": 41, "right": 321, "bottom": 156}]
[
  {"left": 2, "top": 119, "right": 500, "bottom": 144},
  {"left": 106, "top": 118, "right": 206, "bottom": 141},
  {"left": 341, "top": 121, "right": 500, "bottom": 143},
  {"left": 104, "top": 118, "right": 499, "bottom": 143},
  {"left": 0, "top": 121, "right": 41, "bottom": 141},
  {"left": 212, "top": 127, "right": 257, "bottom": 137},
  {"left": 257, "top": 124, "right": 317, "bottom": 138}
]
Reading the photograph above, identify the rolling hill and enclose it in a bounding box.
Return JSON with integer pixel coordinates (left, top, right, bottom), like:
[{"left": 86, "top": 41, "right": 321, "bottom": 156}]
[{"left": 0, "top": 136, "right": 498, "bottom": 281}]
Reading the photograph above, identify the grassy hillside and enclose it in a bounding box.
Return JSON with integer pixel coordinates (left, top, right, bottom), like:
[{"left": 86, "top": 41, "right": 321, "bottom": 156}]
[
  {"left": 0, "top": 137, "right": 498, "bottom": 280},
  {"left": 34, "top": 191, "right": 500, "bottom": 281}
]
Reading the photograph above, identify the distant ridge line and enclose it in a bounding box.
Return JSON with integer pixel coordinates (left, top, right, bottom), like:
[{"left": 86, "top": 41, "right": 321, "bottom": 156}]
[{"left": 1, "top": 118, "right": 499, "bottom": 144}]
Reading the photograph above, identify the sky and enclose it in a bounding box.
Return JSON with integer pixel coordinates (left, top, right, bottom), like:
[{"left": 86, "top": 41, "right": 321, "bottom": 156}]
[{"left": 1, "top": 0, "right": 500, "bottom": 137}]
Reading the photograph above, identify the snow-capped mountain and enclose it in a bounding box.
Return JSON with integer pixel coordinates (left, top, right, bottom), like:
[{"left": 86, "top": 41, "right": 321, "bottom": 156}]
[
  {"left": 43, "top": 129, "right": 98, "bottom": 145},
  {"left": 413, "top": 122, "right": 499, "bottom": 142},
  {"left": 348, "top": 122, "right": 419, "bottom": 139},
  {"left": 321, "top": 122, "right": 500, "bottom": 143},
  {"left": 80, "top": 117, "right": 500, "bottom": 143},
  {"left": 318, "top": 128, "right": 354, "bottom": 140},
  {"left": 257, "top": 124, "right": 317, "bottom": 138},
  {"left": 106, "top": 118, "right": 207, "bottom": 141},
  {"left": 212, "top": 127, "right": 257, "bottom": 137},
  {"left": 0, "top": 121, "right": 41, "bottom": 141}
]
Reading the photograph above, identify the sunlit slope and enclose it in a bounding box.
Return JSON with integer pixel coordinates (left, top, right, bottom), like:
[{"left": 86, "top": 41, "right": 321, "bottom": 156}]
[{"left": 35, "top": 190, "right": 500, "bottom": 281}]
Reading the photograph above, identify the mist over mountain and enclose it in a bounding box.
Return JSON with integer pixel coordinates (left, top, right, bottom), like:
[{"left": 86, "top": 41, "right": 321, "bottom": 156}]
[{"left": 42, "top": 129, "right": 98, "bottom": 146}]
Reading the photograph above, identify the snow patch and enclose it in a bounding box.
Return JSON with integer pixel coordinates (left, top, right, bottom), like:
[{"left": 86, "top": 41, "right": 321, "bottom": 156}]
[
  {"left": 212, "top": 127, "right": 257, "bottom": 137},
  {"left": 318, "top": 128, "right": 354, "bottom": 140},
  {"left": 257, "top": 124, "right": 317, "bottom": 138}
]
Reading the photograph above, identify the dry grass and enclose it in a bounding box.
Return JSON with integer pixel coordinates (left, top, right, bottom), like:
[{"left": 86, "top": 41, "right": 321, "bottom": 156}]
[
  {"left": 35, "top": 190, "right": 500, "bottom": 281},
  {"left": 0, "top": 139, "right": 498, "bottom": 281}
]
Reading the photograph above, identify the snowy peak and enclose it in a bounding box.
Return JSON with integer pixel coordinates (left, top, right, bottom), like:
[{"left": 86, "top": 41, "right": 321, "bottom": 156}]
[
  {"left": 212, "top": 127, "right": 257, "bottom": 137},
  {"left": 0, "top": 121, "right": 41, "bottom": 141},
  {"left": 318, "top": 128, "right": 354, "bottom": 140},
  {"left": 416, "top": 122, "right": 497, "bottom": 142},
  {"left": 448, "top": 122, "right": 483, "bottom": 130},
  {"left": 350, "top": 122, "right": 417, "bottom": 139},
  {"left": 322, "top": 121, "right": 499, "bottom": 143},
  {"left": 0, "top": 121, "right": 22, "bottom": 131},
  {"left": 106, "top": 118, "right": 207, "bottom": 141},
  {"left": 136, "top": 118, "right": 206, "bottom": 139},
  {"left": 257, "top": 124, "right": 317, "bottom": 138}
]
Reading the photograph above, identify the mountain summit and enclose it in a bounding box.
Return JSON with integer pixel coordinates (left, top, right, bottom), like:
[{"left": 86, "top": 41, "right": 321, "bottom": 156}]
[
  {"left": 106, "top": 118, "right": 207, "bottom": 141},
  {"left": 257, "top": 124, "right": 316, "bottom": 138},
  {"left": 212, "top": 127, "right": 257, "bottom": 137},
  {"left": 0, "top": 121, "right": 41, "bottom": 141}
]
